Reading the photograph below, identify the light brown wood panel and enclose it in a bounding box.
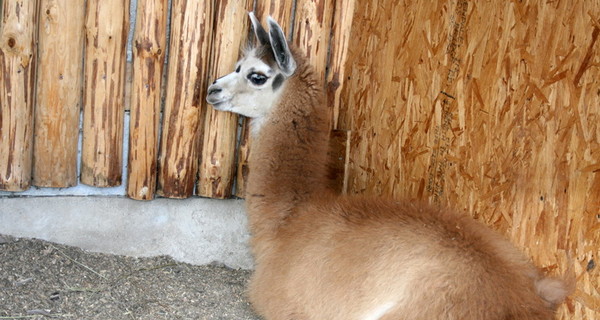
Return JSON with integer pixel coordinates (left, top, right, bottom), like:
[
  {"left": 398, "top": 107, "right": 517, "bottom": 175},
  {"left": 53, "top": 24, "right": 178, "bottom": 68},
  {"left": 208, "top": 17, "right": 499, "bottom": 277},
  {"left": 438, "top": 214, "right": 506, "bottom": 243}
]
[
  {"left": 127, "top": 0, "right": 168, "bottom": 200},
  {"left": 235, "top": 1, "right": 295, "bottom": 198},
  {"left": 157, "top": 0, "right": 214, "bottom": 198},
  {"left": 33, "top": 0, "right": 85, "bottom": 188},
  {"left": 340, "top": 1, "right": 600, "bottom": 318},
  {"left": 197, "top": 0, "right": 254, "bottom": 199},
  {"left": 0, "top": 0, "right": 39, "bottom": 191},
  {"left": 81, "top": 0, "right": 129, "bottom": 187}
]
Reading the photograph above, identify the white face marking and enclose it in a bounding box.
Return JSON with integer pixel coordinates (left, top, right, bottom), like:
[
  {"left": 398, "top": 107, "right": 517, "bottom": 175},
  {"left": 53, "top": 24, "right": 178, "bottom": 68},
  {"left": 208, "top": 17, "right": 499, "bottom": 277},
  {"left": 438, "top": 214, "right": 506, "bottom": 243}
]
[
  {"left": 206, "top": 49, "right": 286, "bottom": 134},
  {"left": 363, "top": 301, "right": 396, "bottom": 320}
]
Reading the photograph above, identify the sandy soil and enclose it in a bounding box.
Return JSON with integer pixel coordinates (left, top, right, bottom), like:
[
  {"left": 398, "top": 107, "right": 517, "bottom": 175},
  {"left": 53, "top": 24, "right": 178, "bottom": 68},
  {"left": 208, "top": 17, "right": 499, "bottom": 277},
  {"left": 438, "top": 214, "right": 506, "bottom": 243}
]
[{"left": 0, "top": 235, "right": 261, "bottom": 320}]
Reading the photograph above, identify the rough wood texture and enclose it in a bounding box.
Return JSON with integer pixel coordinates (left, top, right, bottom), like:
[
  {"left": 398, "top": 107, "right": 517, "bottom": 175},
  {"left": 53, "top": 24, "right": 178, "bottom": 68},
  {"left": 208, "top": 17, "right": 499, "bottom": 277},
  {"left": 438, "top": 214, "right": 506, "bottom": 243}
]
[
  {"left": 327, "top": 0, "right": 355, "bottom": 130},
  {"left": 234, "top": 1, "right": 295, "bottom": 198},
  {"left": 197, "top": 0, "right": 253, "bottom": 199},
  {"left": 33, "top": 0, "right": 85, "bottom": 188},
  {"left": 127, "top": 0, "right": 168, "bottom": 200},
  {"left": 339, "top": 1, "right": 600, "bottom": 318},
  {"left": 157, "top": 0, "right": 214, "bottom": 198},
  {"left": 81, "top": 0, "right": 130, "bottom": 187},
  {"left": 0, "top": 0, "right": 39, "bottom": 191},
  {"left": 293, "top": 0, "right": 335, "bottom": 85}
]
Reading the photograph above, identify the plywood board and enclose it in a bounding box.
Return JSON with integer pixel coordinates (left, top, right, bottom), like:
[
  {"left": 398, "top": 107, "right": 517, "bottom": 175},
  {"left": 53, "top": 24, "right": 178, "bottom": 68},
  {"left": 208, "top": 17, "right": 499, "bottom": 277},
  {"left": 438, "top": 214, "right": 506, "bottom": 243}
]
[{"left": 339, "top": 1, "right": 600, "bottom": 318}]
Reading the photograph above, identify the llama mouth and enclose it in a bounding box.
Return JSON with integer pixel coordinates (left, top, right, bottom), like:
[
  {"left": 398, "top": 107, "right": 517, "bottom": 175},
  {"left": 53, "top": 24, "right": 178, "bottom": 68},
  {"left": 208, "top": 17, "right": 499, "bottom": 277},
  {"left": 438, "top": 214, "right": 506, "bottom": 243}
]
[
  {"left": 206, "top": 98, "right": 231, "bottom": 111},
  {"left": 206, "top": 95, "right": 228, "bottom": 107}
]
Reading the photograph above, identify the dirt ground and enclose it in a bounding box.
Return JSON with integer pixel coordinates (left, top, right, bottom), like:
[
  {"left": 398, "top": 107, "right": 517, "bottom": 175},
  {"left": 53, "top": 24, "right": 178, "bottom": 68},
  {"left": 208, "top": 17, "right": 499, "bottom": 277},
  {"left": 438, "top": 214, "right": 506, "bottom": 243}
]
[{"left": 0, "top": 234, "right": 261, "bottom": 320}]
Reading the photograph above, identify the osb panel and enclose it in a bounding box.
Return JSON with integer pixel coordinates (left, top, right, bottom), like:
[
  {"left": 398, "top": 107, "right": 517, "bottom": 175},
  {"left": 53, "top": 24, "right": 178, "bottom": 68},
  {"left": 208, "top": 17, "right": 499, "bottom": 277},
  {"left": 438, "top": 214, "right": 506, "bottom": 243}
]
[{"left": 340, "top": 1, "right": 600, "bottom": 318}]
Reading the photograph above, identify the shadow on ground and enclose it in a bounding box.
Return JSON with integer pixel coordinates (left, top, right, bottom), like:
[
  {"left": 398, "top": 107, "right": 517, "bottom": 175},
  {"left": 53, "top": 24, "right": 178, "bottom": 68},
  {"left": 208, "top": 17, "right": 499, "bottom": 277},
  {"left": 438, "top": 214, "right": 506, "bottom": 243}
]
[{"left": 0, "top": 235, "right": 261, "bottom": 319}]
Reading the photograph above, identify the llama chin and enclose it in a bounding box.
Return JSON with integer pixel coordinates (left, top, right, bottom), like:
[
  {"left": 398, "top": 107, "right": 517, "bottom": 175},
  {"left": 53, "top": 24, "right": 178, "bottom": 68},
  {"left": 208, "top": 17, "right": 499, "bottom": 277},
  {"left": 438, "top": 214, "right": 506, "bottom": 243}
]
[{"left": 205, "top": 12, "right": 572, "bottom": 320}]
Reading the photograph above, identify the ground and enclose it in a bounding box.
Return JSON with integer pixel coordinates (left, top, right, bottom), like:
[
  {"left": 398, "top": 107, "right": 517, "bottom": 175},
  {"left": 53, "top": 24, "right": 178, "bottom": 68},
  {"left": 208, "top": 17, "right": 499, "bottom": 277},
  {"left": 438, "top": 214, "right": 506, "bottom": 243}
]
[{"left": 0, "top": 235, "right": 261, "bottom": 320}]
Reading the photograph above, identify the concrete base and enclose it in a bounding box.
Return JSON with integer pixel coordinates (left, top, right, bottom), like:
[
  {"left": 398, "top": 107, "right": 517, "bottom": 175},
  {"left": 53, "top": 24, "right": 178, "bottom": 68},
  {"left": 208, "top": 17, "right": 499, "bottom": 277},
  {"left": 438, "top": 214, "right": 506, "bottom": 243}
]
[{"left": 0, "top": 197, "right": 254, "bottom": 270}]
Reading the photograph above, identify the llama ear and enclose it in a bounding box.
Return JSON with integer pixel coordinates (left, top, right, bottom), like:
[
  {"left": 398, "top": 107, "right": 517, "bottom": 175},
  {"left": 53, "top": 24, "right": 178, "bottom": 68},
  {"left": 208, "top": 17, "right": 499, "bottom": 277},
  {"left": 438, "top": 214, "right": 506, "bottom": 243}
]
[
  {"left": 267, "top": 16, "right": 296, "bottom": 77},
  {"left": 249, "top": 12, "right": 270, "bottom": 46}
]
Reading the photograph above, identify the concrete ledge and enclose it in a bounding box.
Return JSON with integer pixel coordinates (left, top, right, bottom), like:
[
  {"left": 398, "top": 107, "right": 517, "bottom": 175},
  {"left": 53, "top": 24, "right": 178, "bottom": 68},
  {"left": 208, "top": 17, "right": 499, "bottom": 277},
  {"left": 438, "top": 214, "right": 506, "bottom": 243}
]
[{"left": 0, "top": 197, "right": 254, "bottom": 269}]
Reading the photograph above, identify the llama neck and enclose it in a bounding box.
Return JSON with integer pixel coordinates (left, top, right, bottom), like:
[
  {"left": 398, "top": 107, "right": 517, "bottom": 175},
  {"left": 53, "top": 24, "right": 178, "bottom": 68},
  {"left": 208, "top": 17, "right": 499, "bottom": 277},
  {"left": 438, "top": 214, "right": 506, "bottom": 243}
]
[{"left": 245, "top": 58, "right": 331, "bottom": 234}]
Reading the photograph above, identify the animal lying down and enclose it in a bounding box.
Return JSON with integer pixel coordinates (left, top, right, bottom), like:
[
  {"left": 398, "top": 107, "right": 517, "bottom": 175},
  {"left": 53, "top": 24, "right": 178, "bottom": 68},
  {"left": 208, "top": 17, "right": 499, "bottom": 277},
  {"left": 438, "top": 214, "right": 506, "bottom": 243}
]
[{"left": 206, "top": 12, "right": 572, "bottom": 320}]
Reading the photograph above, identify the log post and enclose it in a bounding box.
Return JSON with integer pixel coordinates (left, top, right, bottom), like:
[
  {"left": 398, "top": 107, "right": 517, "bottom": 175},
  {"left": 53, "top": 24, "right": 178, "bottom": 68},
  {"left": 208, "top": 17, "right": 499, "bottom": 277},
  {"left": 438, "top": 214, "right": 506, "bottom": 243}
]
[
  {"left": 81, "top": 0, "right": 130, "bottom": 187},
  {"left": 234, "top": 1, "right": 295, "bottom": 198},
  {"left": 157, "top": 0, "right": 214, "bottom": 198},
  {"left": 327, "top": 0, "right": 356, "bottom": 131},
  {"left": 126, "top": 0, "right": 168, "bottom": 200},
  {"left": 0, "top": 0, "right": 39, "bottom": 191},
  {"left": 325, "top": 0, "right": 356, "bottom": 193},
  {"left": 197, "top": 0, "right": 254, "bottom": 199},
  {"left": 293, "top": 0, "right": 336, "bottom": 85},
  {"left": 33, "top": 0, "right": 85, "bottom": 188}
]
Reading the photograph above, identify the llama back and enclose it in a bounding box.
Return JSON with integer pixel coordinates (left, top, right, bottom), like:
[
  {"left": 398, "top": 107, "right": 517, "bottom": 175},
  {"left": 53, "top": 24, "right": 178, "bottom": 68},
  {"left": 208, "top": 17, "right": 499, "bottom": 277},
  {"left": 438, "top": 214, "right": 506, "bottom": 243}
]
[{"left": 249, "top": 195, "right": 571, "bottom": 320}]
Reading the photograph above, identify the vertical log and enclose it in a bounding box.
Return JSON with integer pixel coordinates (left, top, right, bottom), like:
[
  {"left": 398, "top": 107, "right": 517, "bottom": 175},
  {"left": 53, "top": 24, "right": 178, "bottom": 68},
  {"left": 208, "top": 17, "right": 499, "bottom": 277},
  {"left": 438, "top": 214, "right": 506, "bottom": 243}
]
[
  {"left": 197, "top": 0, "right": 253, "bottom": 199},
  {"left": 126, "top": 0, "right": 168, "bottom": 200},
  {"left": 235, "top": 1, "right": 295, "bottom": 198},
  {"left": 327, "top": 0, "right": 355, "bottom": 130},
  {"left": 157, "top": 0, "right": 214, "bottom": 198},
  {"left": 0, "top": 0, "right": 39, "bottom": 191},
  {"left": 81, "top": 0, "right": 130, "bottom": 187},
  {"left": 293, "top": 0, "right": 336, "bottom": 85},
  {"left": 325, "top": 0, "right": 356, "bottom": 193},
  {"left": 33, "top": 0, "right": 85, "bottom": 188}
]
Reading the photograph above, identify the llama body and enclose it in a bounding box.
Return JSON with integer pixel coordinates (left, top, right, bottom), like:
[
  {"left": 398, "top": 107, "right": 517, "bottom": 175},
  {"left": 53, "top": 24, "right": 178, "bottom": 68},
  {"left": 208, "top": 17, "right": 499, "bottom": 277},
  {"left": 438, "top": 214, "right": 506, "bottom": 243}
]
[{"left": 206, "top": 13, "right": 571, "bottom": 320}]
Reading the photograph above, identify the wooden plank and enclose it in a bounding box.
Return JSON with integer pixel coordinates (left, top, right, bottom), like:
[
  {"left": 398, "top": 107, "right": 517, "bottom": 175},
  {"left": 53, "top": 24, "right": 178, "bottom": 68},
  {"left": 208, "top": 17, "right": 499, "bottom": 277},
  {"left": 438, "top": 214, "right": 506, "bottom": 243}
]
[
  {"left": 157, "top": 0, "right": 214, "bottom": 198},
  {"left": 0, "top": 0, "right": 39, "bottom": 191},
  {"left": 327, "top": 0, "right": 356, "bottom": 131},
  {"left": 197, "top": 0, "right": 253, "bottom": 199},
  {"left": 81, "top": 0, "right": 130, "bottom": 187},
  {"left": 126, "top": 0, "right": 168, "bottom": 200},
  {"left": 234, "top": 1, "right": 295, "bottom": 198},
  {"left": 293, "top": 0, "right": 335, "bottom": 85},
  {"left": 33, "top": 0, "right": 85, "bottom": 188},
  {"left": 340, "top": 0, "right": 600, "bottom": 318},
  {"left": 327, "top": 129, "right": 350, "bottom": 194}
]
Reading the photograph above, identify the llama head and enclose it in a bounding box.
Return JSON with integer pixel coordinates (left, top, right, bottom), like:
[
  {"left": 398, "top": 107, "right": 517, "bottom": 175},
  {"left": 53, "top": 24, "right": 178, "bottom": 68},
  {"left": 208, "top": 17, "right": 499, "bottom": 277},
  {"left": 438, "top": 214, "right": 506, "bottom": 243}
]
[{"left": 206, "top": 12, "right": 296, "bottom": 122}]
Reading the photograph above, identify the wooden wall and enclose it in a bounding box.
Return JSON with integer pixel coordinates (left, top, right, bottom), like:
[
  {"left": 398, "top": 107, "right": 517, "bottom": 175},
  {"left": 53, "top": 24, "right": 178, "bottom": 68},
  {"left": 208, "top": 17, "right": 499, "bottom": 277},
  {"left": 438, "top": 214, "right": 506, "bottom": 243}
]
[{"left": 338, "top": 1, "right": 600, "bottom": 318}]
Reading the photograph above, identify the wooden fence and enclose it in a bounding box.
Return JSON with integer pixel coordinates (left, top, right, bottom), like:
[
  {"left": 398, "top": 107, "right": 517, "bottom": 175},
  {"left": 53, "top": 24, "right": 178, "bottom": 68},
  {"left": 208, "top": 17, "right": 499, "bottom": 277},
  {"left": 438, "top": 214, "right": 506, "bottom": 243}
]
[{"left": 0, "top": 1, "right": 598, "bottom": 318}]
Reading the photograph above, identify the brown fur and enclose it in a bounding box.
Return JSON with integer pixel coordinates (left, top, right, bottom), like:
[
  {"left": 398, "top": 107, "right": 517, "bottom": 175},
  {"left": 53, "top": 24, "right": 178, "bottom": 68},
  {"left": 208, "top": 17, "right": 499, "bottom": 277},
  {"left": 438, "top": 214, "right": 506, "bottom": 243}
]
[{"left": 243, "top": 45, "right": 571, "bottom": 320}]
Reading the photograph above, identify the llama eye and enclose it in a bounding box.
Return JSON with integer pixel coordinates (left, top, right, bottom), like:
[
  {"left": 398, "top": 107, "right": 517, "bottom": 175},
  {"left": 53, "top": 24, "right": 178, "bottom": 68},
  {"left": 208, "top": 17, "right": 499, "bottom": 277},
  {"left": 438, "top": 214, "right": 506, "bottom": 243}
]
[
  {"left": 235, "top": 65, "right": 241, "bottom": 73},
  {"left": 248, "top": 72, "right": 268, "bottom": 85}
]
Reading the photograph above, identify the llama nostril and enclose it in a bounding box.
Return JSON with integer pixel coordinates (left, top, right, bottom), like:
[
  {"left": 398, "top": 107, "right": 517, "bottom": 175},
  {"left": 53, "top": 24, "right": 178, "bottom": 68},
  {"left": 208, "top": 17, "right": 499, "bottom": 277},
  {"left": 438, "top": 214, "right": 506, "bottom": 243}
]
[{"left": 208, "top": 86, "right": 222, "bottom": 95}]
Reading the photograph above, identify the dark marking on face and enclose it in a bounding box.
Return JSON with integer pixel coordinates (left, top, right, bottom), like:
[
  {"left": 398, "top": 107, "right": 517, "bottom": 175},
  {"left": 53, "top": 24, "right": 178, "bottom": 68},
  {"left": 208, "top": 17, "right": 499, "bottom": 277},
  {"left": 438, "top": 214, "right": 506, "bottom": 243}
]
[{"left": 272, "top": 74, "right": 284, "bottom": 91}]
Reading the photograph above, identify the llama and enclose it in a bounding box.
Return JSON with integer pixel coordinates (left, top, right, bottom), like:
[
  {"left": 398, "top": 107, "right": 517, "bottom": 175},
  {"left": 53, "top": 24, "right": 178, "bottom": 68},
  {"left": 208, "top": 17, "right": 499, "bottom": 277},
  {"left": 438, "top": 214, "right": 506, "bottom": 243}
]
[{"left": 206, "top": 12, "right": 572, "bottom": 320}]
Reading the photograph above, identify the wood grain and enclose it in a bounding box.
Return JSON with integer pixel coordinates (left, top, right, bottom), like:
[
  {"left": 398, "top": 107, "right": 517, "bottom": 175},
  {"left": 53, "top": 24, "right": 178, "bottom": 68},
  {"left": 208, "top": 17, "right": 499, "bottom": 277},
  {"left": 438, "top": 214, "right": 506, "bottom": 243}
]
[
  {"left": 339, "top": 1, "right": 600, "bottom": 318},
  {"left": 81, "top": 0, "right": 130, "bottom": 187},
  {"left": 293, "top": 0, "right": 335, "bottom": 85},
  {"left": 126, "top": 0, "right": 168, "bottom": 200},
  {"left": 157, "top": 0, "right": 214, "bottom": 198},
  {"left": 0, "top": 0, "right": 39, "bottom": 191},
  {"left": 197, "top": 0, "right": 253, "bottom": 199},
  {"left": 33, "top": 0, "right": 85, "bottom": 188}
]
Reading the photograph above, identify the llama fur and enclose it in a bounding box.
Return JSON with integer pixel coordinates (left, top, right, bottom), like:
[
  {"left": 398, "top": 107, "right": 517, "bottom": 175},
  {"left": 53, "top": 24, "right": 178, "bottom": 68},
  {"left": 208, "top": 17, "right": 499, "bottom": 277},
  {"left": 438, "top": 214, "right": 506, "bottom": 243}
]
[{"left": 206, "top": 13, "right": 572, "bottom": 320}]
